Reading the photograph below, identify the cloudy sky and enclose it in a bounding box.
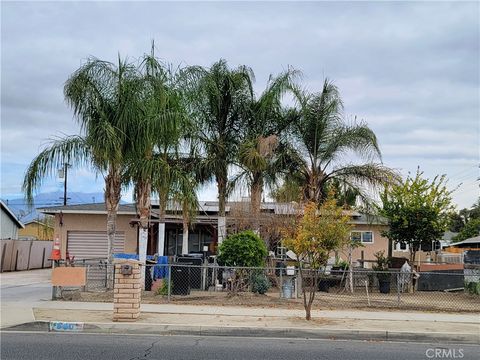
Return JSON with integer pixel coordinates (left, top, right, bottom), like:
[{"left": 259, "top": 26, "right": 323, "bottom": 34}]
[{"left": 1, "top": 1, "right": 479, "bottom": 209}]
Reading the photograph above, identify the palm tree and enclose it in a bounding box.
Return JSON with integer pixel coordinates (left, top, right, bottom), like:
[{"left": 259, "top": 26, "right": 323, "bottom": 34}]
[
  {"left": 171, "top": 176, "right": 199, "bottom": 255},
  {"left": 123, "top": 50, "right": 187, "bottom": 261},
  {"left": 23, "top": 58, "right": 142, "bottom": 262},
  {"left": 280, "top": 79, "right": 398, "bottom": 206},
  {"left": 233, "top": 69, "right": 300, "bottom": 231},
  {"left": 181, "top": 59, "right": 254, "bottom": 243}
]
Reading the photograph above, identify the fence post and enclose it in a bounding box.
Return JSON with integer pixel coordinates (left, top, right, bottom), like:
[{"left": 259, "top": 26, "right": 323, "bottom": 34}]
[
  {"left": 397, "top": 272, "right": 401, "bottom": 305},
  {"left": 167, "top": 263, "right": 172, "bottom": 302},
  {"left": 279, "top": 268, "right": 283, "bottom": 298},
  {"left": 85, "top": 265, "right": 89, "bottom": 292}
]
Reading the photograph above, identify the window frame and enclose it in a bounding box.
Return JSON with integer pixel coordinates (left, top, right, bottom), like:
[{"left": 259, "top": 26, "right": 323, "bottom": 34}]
[
  {"left": 394, "top": 242, "right": 409, "bottom": 252},
  {"left": 350, "top": 230, "right": 374, "bottom": 244}
]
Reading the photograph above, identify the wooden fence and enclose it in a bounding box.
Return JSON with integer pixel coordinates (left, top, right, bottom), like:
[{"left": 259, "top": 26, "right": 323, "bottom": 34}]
[{"left": 0, "top": 239, "right": 52, "bottom": 272}]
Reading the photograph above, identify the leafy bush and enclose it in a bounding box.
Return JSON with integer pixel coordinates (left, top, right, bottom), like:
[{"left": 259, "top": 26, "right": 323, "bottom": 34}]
[
  {"left": 466, "top": 282, "right": 480, "bottom": 295},
  {"left": 453, "top": 218, "right": 480, "bottom": 243},
  {"left": 251, "top": 272, "right": 270, "bottom": 294},
  {"left": 372, "top": 251, "right": 390, "bottom": 271},
  {"left": 373, "top": 251, "right": 391, "bottom": 282},
  {"left": 335, "top": 260, "right": 350, "bottom": 270},
  {"left": 217, "top": 231, "right": 268, "bottom": 267},
  {"left": 156, "top": 280, "right": 172, "bottom": 296}
]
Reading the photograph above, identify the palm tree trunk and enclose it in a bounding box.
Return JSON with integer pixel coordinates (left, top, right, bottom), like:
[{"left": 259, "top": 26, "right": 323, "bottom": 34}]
[
  {"left": 182, "top": 218, "right": 189, "bottom": 255},
  {"left": 217, "top": 175, "right": 227, "bottom": 244},
  {"left": 307, "top": 172, "right": 316, "bottom": 202},
  {"left": 105, "top": 167, "right": 121, "bottom": 263},
  {"left": 250, "top": 175, "right": 263, "bottom": 233},
  {"left": 158, "top": 192, "right": 168, "bottom": 256},
  {"left": 136, "top": 180, "right": 151, "bottom": 289}
]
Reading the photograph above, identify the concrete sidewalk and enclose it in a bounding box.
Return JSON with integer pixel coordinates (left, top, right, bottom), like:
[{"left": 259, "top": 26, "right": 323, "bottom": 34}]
[{"left": 4, "top": 301, "right": 479, "bottom": 344}]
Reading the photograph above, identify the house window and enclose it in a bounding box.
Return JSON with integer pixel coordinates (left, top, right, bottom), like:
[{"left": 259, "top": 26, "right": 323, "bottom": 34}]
[
  {"left": 351, "top": 232, "right": 362, "bottom": 242},
  {"left": 351, "top": 231, "right": 374, "bottom": 244},
  {"left": 395, "top": 242, "right": 409, "bottom": 252}
]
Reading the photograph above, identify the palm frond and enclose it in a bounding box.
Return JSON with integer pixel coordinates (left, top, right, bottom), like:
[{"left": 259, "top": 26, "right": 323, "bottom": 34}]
[{"left": 22, "top": 136, "right": 91, "bottom": 206}]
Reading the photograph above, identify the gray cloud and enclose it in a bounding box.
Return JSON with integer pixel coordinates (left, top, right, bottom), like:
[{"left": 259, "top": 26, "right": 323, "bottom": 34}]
[{"left": 1, "top": 1, "right": 478, "bottom": 208}]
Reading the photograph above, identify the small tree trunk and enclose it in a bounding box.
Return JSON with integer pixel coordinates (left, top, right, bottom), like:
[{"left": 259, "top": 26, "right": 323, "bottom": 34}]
[
  {"left": 410, "top": 249, "right": 416, "bottom": 265},
  {"left": 347, "top": 245, "right": 354, "bottom": 293},
  {"left": 299, "top": 264, "right": 316, "bottom": 321},
  {"left": 305, "top": 304, "right": 312, "bottom": 320}
]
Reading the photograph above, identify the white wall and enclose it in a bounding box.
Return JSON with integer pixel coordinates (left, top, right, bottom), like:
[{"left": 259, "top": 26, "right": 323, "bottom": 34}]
[{"left": 1, "top": 209, "right": 19, "bottom": 239}]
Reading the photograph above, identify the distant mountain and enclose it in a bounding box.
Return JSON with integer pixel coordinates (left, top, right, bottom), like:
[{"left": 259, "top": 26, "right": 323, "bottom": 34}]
[{"left": 2, "top": 191, "right": 107, "bottom": 223}]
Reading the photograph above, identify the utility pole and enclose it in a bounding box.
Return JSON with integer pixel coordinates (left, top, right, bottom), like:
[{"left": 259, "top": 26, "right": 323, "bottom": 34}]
[
  {"left": 63, "top": 163, "right": 68, "bottom": 206},
  {"left": 59, "top": 163, "right": 70, "bottom": 206}
]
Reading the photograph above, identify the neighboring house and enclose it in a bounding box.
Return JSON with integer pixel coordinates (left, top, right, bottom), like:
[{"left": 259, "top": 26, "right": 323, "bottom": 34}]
[
  {"left": 40, "top": 201, "right": 392, "bottom": 265},
  {"left": 439, "top": 231, "right": 459, "bottom": 248},
  {"left": 346, "top": 212, "right": 390, "bottom": 266},
  {"left": 0, "top": 200, "right": 24, "bottom": 239},
  {"left": 39, "top": 203, "right": 139, "bottom": 261},
  {"left": 444, "top": 236, "right": 480, "bottom": 253},
  {"left": 390, "top": 233, "right": 447, "bottom": 263},
  {"left": 18, "top": 218, "right": 54, "bottom": 241}
]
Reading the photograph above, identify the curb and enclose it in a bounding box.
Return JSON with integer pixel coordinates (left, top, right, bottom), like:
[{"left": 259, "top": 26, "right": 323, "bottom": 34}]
[{"left": 2, "top": 321, "right": 479, "bottom": 345}]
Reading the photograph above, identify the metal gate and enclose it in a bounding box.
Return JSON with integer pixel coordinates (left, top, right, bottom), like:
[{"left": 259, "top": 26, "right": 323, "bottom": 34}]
[{"left": 67, "top": 231, "right": 125, "bottom": 260}]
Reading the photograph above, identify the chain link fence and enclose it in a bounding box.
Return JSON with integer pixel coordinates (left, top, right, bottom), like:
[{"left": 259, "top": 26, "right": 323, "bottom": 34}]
[
  {"left": 59, "top": 262, "right": 479, "bottom": 312},
  {"left": 142, "top": 264, "right": 480, "bottom": 312},
  {"left": 63, "top": 260, "right": 114, "bottom": 291}
]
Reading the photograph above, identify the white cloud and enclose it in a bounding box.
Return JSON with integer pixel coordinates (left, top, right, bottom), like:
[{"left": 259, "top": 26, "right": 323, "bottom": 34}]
[{"left": 1, "top": 1, "right": 478, "bottom": 208}]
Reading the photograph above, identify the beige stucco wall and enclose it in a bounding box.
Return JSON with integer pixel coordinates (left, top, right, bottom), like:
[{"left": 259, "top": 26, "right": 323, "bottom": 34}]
[
  {"left": 392, "top": 249, "right": 435, "bottom": 263},
  {"left": 347, "top": 224, "right": 390, "bottom": 264},
  {"left": 54, "top": 213, "right": 138, "bottom": 259}
]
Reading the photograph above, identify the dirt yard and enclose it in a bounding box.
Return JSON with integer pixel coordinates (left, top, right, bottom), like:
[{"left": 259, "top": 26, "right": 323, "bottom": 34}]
[{"left": 70, "top": 287, "right": 479, "bottom": 313}]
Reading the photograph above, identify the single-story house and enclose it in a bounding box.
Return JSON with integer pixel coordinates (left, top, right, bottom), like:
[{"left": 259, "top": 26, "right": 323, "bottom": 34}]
[
  {"left": 18, "top": 219, "right": 54, "bottom": 241},
  {"left": 444, "top": 236, "right": 480, "bottom": 253},
  {"left": 1, "top": 200, "right": 24, "bottom": 240},
  {"left": 39, "top": 203, "right": 139, "bottom": 261},
  {"left": 40, "top": 201, "right": 428, "bottom": 266}
]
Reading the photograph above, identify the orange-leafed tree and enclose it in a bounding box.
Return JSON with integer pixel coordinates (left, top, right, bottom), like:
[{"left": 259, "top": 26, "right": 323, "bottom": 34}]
[{"left": 283, "top": 196, "right": 351, "bottom": 320}]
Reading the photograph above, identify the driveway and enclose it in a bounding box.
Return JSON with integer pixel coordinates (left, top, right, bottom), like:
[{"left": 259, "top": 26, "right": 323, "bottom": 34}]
[{"left": 0, "top": 268, "right": 52, "bottom": 328}]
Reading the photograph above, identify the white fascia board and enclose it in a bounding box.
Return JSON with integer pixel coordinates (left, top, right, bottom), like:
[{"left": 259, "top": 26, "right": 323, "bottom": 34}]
[{"left": 38, "top": 209, "right": 137, "bottom": 216}]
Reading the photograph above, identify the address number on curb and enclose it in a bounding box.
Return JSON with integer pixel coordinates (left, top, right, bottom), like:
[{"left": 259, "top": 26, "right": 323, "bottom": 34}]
[{"left": 49, "top": 321, "right": 84, "bottom": 332}]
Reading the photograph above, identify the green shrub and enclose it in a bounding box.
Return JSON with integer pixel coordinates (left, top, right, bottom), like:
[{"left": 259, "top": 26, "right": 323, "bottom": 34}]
[
  {"left": 156, "top": 280, "right": 172, "bottom": 296},
  {"left": 465, "top": 282, "right": 480, "bottom": 295},
  {"left": 372, "top": 250, "right": 390, "bottom": 271},
  {"left": 251, "top": 272, "right": 270, "bottom": 294},
  {"left": 335, "top": 260, "right": 349, "bottom": 270},
  {"left": 217, "top": 230, "right": 268, "bottom": 267}
]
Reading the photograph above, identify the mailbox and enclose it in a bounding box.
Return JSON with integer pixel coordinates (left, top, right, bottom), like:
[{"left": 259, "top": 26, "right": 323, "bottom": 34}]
[{"left": 120, "top": 264, "right": 133, "bottom": 276}]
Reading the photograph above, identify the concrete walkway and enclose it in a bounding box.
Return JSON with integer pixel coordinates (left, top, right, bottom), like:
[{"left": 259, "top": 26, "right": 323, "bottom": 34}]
[
  {"left": 1, "top": 270, "right": 479, "bottom": 344},
  {"left": 31, "top": 301, "right": 480, "bottom": 324},
  {"left": 0, "top": 269, "right": 52, "bottom": 328}
]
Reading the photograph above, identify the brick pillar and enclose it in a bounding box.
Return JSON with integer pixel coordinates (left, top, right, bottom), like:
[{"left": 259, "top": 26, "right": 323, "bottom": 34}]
[{"left": 113, "top": 259, "right": 142, "bottom": 322}]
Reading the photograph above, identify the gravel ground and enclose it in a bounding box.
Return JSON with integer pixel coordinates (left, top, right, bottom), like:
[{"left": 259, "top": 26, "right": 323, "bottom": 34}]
[{"left": 65, "top": 287, "right": 480, "bottom": 313}]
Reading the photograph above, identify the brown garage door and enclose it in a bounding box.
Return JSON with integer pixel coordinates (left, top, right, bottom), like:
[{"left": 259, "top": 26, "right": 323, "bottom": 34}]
[{"left": 67, "top": 231, "right": 125, "bottom": 260}]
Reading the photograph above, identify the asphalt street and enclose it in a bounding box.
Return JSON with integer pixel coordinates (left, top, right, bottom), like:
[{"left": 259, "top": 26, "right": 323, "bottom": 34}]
[{"left": 1, "top": 332, "right": 479, "bottom": 360}]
